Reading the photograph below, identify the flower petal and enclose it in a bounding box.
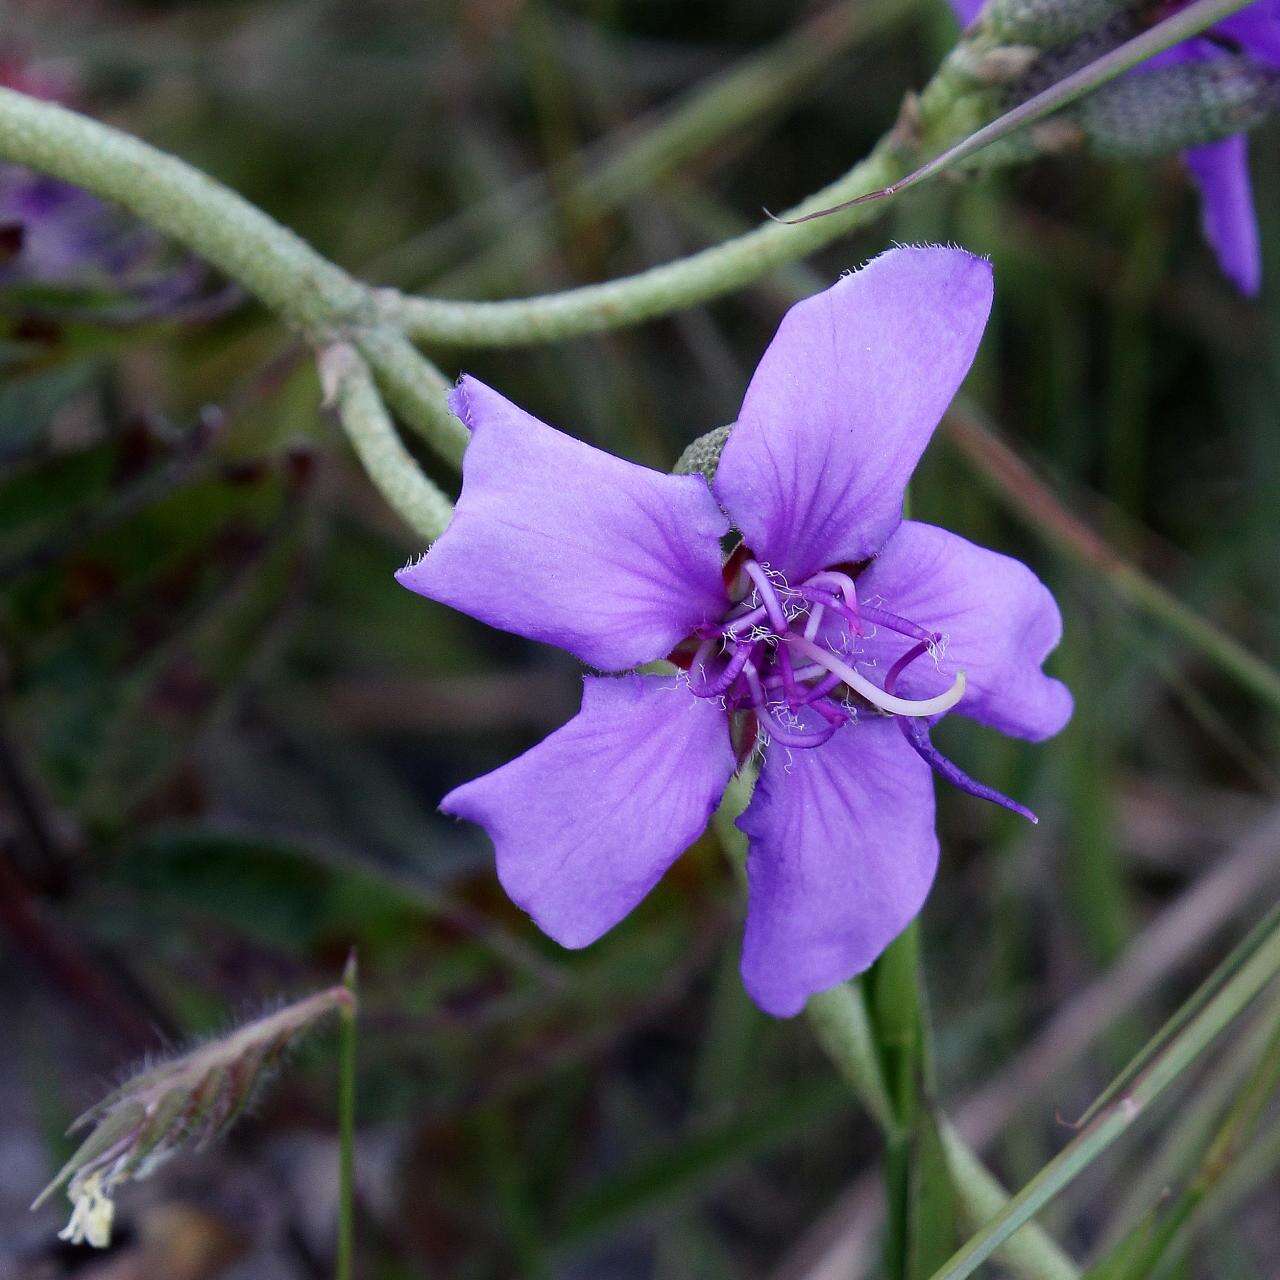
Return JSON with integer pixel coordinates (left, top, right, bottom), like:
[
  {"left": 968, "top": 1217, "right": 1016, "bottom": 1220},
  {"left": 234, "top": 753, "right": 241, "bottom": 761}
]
[
  {"left": 848, "top": 520, "right": 1072, "bottom": 741},
  {"left": 947, "top": 0, "right": 983, "bottom": 23},
  {"left": 713, "top": 247, "right": 993, "bottom": 582},
  {"left": 1217, "top": 5, "right": 1280, "bottom": 68},
  {"left": 397, "top": 377, "right": 730, "bottom": 671},
  {"left": 442, "top": 674, "right": 735, "bottom": 948},
  {"left": 738, "top": 719, "right": 939, "bottom": 1017},
  {"left": 1184, "top": 136, "right": 1262, "bottom": 298}
]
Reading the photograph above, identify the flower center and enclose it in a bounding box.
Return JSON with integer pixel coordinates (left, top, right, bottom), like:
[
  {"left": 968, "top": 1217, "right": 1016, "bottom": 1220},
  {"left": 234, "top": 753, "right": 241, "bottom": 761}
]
[
  {"left": 677, "top": 556, "right": 965, "bottom": 750},
  {"left": 670, "top": 554, "right": 1036, "bottom": 822}
]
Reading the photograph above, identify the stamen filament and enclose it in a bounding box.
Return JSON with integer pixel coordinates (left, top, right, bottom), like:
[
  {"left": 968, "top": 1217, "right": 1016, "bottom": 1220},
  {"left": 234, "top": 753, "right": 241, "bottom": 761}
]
[
  {"left": 803, "top": 600, "right": 825, "bottom": 642},
  {"left": 886, "top": 639, "right": 1038, "bottom": 823},
  {"left": 757, "top": 704, "right": 841, "bottom": 748},
  {"left": 775, "top": 643, "right": 800, "bottom": 708},
  {"left": 803, "top": 571, "right": 859, "bottom": 617},
  {"left": 743, "top": 561, "right": 790, "bottom": 633},
  {"left": 786, "top": 634, "right": 966, "bottom": 718},
  {"left": 689, "top": 639, "right": 754, "bottom": 697},
  {"left": 859, "top": 604, "right": 939, "bottom": 646}
]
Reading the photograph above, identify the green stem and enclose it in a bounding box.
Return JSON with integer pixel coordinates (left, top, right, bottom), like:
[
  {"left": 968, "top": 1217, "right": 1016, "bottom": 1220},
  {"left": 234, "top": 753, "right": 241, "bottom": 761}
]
[
  {"left": 387, "top": 0, "right": 1253, "bottom": 349},
  {"left": 0, "top": 85, "right": 368, "bottom": 333},
  {"left": 398, "top": 0, "right": 916, "bottom": 297},
  {"left": 929, "top": 913, "right": 1280, "bottom": 1280},
  {"left": 355, "top": 327, "right": 468, "bottom": 465},
  {"left": 0, "top": 84, "right": 470, "bottom": 481},
  {"left": 319, "top": 345, "right": 455, "bottom": 543},
  {"left": 712, "top": 779, "right": 1078, "bottom": 1280},
  {"left": 337, "top": 952, "right": 359, "bottom": 1280},
  {"left": 390, "top": 136, "right": 904, "bottom": 347},
  {"left": 787, "top": 0, "right": 1262, "bottom": 224},
  {"left": 806, "top": 981, "right": 900, "bottom": 1139},
  {"left": 937, "top": 1122, "right": 1078, "bottom": 1280}
]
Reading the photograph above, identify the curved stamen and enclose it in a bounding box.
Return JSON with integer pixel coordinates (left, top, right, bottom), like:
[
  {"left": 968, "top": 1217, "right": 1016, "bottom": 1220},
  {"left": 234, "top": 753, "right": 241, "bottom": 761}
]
[
  {"left": 899, "top": 717, "right": 1039, "bottom": 823},
  {"left": 786, "top": 634, "right": 966, "bottom": 718},
  {"left": 742, "top": 561, "right": 790, "bottom": 633},
  {"left": 801, "top": 669, "right": 845, "bottom": 705},
  {"left": 799, "top": 586, "right": 861, "bottom": 626},
  {"left": 741, "top": 659, "right": 768, "bottom": 709},
  {"left": 886, "top": 641, "right": 1038, "bottom": 824},
  {"left": 757, "top": 703, "right": 841, "bottom": 749},
  {"left": 885, "top": 640, "right": 931, "bottom": 691},
  {"left": 803, "top": 599, "right": 825, "bottom": 642},
  {"left": 775, "top": 642, "right": 800, "bottom": 708},
  {"left": 808, "top": 695, "right": 849, "bottom": 726},
  {"left": 722, "top": 601, "right": 770, "bottom": 635},
  {"left": 803, "top": 570, "right": 859, "bottom": 618},
  {"left": 689, "top": 638, "right": 754, "bottom": 698},
  {"left": 859, "top": 604, "right": 939, "bottom": 646}
]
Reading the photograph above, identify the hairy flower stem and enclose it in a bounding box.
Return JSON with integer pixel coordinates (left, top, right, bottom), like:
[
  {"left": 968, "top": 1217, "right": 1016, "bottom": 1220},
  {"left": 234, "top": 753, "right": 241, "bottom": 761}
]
[
  {"left": 391, "top": 139, "right": 903, "bottom": 347},
  {"left": 386, "top": 0, "right": 1258, "bottom": 348},
  {"left": 0, "top": 85, "right": 466, "bottom": 473},
  {"left": 712, "top": 774, "right": 1079, "bottom": 1280},
  {"left": 319, "top": 344, "right": 454, "bottom": 542},
  {"left": 0, "top": 86, "right": 367, "bottom": 332}
]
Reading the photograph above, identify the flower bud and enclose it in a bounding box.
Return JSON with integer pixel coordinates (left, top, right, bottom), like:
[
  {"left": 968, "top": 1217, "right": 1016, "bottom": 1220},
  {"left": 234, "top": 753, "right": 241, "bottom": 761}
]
[
  {"left": 33, "top": 983, "right": 354, "bottom": 1248},
  {"left": 1074, "top": 57, "right": 1280, "bottom": 157},
  {"left": 673, "top": 422, "right": 733, "bottom": 485},
  {"left": 986, "top": 0, "right": 1133, "bottom": 47}
]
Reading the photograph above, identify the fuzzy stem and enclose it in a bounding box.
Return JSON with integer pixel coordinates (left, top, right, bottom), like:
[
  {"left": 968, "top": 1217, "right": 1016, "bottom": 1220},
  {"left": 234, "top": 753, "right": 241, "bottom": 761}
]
[
  {"left": 389, "top": 137, "right": 904, "bottom": 347},
  {"left": 319, "top": 344, "right": 454, "bottom": 543},
  {"left": 385, "top": 0, "right": 1254, "bottom": 349},
  {"left": 355, "top": 327, "right": 468, "bottom": 466},
  {"left": 0, "top": 85, "right": 368, "bottom": 333},
  {"left": 337, "top": 952, "right": 358, "bottom": 1280}
]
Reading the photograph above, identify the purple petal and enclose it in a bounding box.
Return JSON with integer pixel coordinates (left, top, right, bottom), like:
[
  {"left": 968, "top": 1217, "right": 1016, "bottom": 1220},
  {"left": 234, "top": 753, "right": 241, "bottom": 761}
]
[
  {"left": 714, "top": 248, "right": 993, "bottom": 583},
  {"left": 1217, "top": 4, "right": 1280, "bottom": 68},
  {"left": 948, "top": 0, "right": 983, "bottom": 23},
  {"left": 738, "top": 719, "right": 939, "bottom": 1017},
  {"left": 849, "top": 520, "right": 1072, "bottom": 741},
  {"left": 398, "top": 377, "right": 730, "bottom": 671},
  {"left": 443, "top": 674, "right": 735, "bottom": 948},
  {"left": 1184, "top": 136, "right": 1262, "bottom": 297}
]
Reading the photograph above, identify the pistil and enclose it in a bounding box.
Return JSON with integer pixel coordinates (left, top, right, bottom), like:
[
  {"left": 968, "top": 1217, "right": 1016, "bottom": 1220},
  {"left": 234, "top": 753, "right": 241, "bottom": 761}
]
[{"left": 786, "top": 633, "right": 967, "bottom": 718}]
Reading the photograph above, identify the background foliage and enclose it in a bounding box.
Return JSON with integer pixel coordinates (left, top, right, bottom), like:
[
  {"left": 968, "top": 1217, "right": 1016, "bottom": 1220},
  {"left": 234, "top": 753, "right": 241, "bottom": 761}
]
[{"left": 0, "top": 1, "right": 1278, "bottom": 1277}]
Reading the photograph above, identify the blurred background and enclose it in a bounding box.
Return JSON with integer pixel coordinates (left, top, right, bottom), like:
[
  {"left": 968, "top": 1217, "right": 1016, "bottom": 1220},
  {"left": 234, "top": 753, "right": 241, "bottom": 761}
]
[{"left": 1, "top": 1, "right": 1279, "bottom": 1277}]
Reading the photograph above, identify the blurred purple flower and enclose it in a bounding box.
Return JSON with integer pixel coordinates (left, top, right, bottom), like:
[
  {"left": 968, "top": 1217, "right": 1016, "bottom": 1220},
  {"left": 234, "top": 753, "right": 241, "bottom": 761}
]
[
  {"left": 1148, "top": 5, "right": 1280, "bottom": 295},
  {"left": 0, "top": 170, "right": 156, "bottom": 285},
  {"left": 0, "top": 55, "right": 207, "bottom": 312},
  {"left": 398, "top": 247, "right": 1071, "bottom": 1016},
  {"left": 948, "top": 0, "right": 1280, "bottom": 294}
]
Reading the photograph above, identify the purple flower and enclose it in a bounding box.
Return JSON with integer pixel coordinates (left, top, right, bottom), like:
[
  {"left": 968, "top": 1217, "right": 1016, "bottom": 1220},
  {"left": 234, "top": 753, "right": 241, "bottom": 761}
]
[
  {"left": 0, "top": 56, "right": 205, "bottom": 308},
  {"left": 948, "top": 0, "right": 1280, "bottom": 294},
  {"left": 1148, "top": 4, "right": 1280, "bottom": 296},
  {"left": 398, "top": 247, "right": 1071, "bottom": 1016}
]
